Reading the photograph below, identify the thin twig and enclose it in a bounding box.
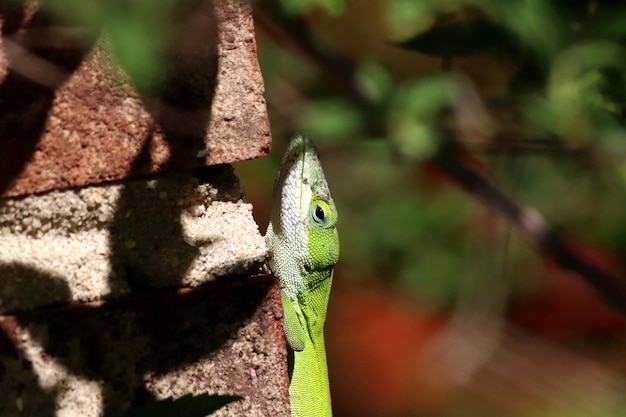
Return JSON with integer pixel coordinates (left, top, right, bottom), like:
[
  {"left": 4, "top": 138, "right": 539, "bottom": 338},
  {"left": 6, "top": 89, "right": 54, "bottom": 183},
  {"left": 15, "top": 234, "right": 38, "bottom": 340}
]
[{"left": 433, "top": 144, "right": 626, "bottom": 313}]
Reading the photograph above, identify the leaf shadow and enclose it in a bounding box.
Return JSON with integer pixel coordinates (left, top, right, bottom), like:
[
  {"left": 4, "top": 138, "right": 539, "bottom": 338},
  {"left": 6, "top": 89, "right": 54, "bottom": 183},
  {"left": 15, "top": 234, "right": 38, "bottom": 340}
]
[
  {"left": 0, "top": 1, "right": 98, "bottom": 195},
  {"left": 0, "top": 0, "right": 269, "bottom": 415}
]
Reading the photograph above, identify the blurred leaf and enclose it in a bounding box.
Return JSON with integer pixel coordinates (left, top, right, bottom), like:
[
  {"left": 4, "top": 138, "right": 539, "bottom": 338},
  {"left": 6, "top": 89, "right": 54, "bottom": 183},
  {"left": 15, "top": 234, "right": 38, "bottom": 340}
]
[
  {"left": 278, "top": 0, "right": 345, "bottom": 16},
  {"left": 109, "top": 394, "right": 242, "bottom": 417},
  {"left": 595, "top": 68, "right": 626, "bottom": 118},
  {"left": 105, "top": 14, "right": 166, "bottom": 89},
  {"left": 590, "top": 8, "right": 626, "bottom": 40},
  {"left": 395, "top": 20, "right": 517, "bottom": 57},
  {"left": 356, "top": 60, "right": 395, "bottom": 104},
  {"left": 393, "top": 116, "right": 436, "bottom": 159},
  {"left": 466, "top": 0, "right": 568, "bottom": 64},
  {"left": 523, "top": 96, "right": 557, "bottom": 135},
  {"left": 547, "top": 41, "right": 626, "bottom": 142},
  {"left": 363, "top": 191, "right": 473, "bottom": 305},
  {"left": 303, "top": 98, "right": 363, "bottom": 140},
  {"left": 103, "top": 0, "right": 184, "bottom": 92},
  {"left": 396, "top": 75, "right": 455, "bottom": 116},
  {"left": 43, "top": 0, "right": 103, "bottom": 25},
  {"left": 550, "top": 41, "right": 626, "bottom": 79},
  {"left": 385, "top": 0, "right": 433, "bottom": 39},
  {"left": 400, "top": 246, "right": 462, "bottom": 304},
  {"left": 40, "top": 0, "right": 183, "bottom": 92},
  {"left": 388, "top": 76, "right": 455, "bottom": 160}
]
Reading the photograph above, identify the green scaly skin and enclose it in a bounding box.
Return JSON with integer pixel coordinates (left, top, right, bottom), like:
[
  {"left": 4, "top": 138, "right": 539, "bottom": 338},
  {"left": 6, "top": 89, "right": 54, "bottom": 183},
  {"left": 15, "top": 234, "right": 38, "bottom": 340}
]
[{"left": 266, "top": 133, "right": 339, "bottom": 417}]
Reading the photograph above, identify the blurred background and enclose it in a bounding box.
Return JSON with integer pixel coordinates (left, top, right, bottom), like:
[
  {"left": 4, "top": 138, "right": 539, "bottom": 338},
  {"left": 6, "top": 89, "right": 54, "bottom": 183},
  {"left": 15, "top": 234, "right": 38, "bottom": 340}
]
[
  {"left": 237, "top": 0, "right": 626, "bottom": 416},
  {"left": 13, "top": 0, "right": 626, "bottom": 414}
]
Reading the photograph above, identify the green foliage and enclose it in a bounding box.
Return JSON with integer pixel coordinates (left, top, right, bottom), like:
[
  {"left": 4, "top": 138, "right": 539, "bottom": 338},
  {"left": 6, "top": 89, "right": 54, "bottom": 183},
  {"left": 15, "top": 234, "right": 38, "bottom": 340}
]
[
  {"left": 108, "top": 394, "right": 241, "bottom": 417},
  {"left": 41, "top": 0, "right": 187, "bottom": 91},
  {"left": 385, "top": 0, "right": 432, "bottom": 38},
  {"left": 278, "top": 0, "right": 345, "bottom": 16},
  {"left": 472, "top": 0, "right": 568, "bottom": 63},
  {"left": 366, "top": 191, "right": 473, "bottom": 304},
  {"left": 388, "top": 76, "right": 455, "bottom": 160},
  {"left": 18, "top": 0, "right": 626, "bottom": 412},
  {"left": 302, "top": 98, "right": 363, "bottom": 140},
  {"left": 356, "top": 60, "right": 395, "bottom": 104},
  {"left": 253, "top": 0, "right": 626, "bottom": 313},
  {"left": 395, "top": 20, "right": 517, "bottom": 57},
  {"left": 36, "top": 0, "right": 626, "bottom": 328}
]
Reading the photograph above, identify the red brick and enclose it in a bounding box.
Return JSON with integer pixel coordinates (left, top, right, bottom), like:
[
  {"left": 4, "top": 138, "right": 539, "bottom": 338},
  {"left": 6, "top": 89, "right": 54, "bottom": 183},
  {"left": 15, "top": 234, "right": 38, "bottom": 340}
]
[
  {"left": 0, "top": 0, "right": 271, "bottom": 198},
  {"left": 0, "top": 276, "right": 290, "bottom": 417}
]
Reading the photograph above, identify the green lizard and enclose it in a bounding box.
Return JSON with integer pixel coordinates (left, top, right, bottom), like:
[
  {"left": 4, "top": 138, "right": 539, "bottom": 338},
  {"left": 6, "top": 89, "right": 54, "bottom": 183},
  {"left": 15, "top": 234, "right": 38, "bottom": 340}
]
[{"left": 266, "top": 133, "right": 339, "bottom": 417}]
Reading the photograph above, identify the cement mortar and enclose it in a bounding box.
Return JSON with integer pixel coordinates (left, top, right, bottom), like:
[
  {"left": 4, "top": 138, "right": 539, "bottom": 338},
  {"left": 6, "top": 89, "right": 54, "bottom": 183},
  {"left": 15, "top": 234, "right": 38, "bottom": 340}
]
[{"left": 0, "top": 166, "right": 268, "bottom": 313}]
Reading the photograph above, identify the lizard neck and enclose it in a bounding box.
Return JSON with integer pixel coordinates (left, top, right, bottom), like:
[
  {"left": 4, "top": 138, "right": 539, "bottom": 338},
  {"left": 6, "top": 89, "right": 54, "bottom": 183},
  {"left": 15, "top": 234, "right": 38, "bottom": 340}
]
[
  {"left": 299, "top": 269, "right": 333, "bottom": 332},
  {"left": 290, "top": 333, "right": 331, "bottom": 417},
  {"left": 288, "top": 272, "right": 333, "bottom": 417}
]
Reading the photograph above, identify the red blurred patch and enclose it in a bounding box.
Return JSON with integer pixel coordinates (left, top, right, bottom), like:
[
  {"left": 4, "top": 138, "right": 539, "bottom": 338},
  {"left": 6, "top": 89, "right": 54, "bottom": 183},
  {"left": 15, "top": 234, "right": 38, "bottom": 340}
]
[{"left": 326, "top": 281, "right": 447, "bottom": 417}]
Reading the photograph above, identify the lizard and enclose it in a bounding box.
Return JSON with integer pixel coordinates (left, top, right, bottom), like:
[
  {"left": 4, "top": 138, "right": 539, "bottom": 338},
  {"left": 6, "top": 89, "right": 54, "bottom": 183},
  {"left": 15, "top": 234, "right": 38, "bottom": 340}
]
[{"left": 265, "top": 133, "right": 340, "bottom": 417}]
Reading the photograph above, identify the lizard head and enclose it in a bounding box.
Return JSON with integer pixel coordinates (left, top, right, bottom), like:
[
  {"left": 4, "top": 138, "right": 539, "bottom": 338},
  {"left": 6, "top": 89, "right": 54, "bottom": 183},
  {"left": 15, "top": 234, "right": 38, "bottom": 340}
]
[{"left": 266, "top": 132, "right": 339, "bottom": 297}]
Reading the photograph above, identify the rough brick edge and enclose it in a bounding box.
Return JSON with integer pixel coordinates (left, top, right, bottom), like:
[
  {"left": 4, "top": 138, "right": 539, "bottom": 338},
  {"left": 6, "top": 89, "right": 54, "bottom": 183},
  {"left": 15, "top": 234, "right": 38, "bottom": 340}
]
[
  {"left": 0, "top": 275, "right": 290, "bottom": 417},
  {"left": 0, "top": 0, "right": 271, "bottom": 198}
]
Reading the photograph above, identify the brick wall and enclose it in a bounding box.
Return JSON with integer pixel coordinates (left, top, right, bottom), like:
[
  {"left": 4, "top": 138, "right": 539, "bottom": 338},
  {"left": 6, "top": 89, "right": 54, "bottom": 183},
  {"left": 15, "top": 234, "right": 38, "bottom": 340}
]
[{"left": 0, "top": 1, "right": 289, "bottom": 416}]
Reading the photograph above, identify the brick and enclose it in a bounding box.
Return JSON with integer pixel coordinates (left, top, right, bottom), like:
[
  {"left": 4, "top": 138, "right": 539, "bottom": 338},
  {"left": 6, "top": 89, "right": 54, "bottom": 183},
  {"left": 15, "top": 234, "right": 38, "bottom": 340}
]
[
  {"left": 0, "top": 276, "right": 290, "bottom": 417},
  {"left": 0, "top": 0, "right": 271, "bottom": 198},
  {"left": 0, "top": 166, "right": 268, "bottom": 313},
  {"left": 0, "top": 2, "right": 288, "bottom": 415}
]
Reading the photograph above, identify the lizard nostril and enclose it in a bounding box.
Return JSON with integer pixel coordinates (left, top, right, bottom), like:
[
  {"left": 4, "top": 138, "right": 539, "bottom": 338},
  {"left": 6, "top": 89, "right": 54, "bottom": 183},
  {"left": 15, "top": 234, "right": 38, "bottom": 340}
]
[{"left": 303, "top": 264, "right": 312, "bottom": 273}]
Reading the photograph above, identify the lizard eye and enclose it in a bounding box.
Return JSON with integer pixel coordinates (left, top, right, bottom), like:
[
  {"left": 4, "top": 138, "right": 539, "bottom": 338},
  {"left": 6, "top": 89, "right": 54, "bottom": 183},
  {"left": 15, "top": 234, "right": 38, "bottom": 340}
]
[{"left": 310, "top": 201, "right": 331, "bottom": 227}]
